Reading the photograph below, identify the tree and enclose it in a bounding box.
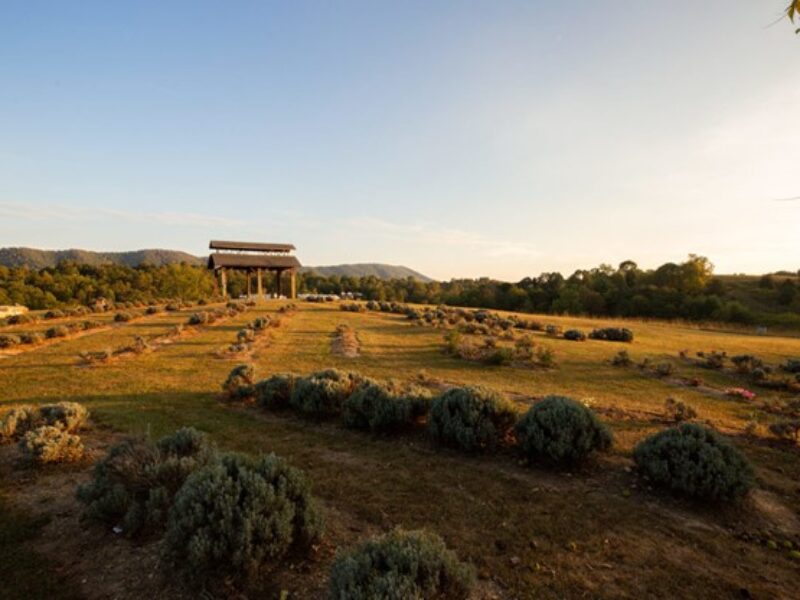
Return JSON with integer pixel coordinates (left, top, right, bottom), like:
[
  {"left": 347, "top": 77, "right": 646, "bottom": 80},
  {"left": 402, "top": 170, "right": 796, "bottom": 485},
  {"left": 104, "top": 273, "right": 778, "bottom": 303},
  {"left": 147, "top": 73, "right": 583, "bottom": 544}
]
[{"left": 789, "top": 1, "right": 800, "bottom": 34}]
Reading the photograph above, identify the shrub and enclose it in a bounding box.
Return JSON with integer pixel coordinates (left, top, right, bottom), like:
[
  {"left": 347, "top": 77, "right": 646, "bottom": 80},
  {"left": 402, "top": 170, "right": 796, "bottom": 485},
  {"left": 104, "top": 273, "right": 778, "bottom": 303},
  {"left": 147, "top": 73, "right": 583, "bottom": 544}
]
[
  {"left": 589, "top": 327, "right": 634, "bottom": 342},
  {"left": 0, "top": 406, "right": 41, "bottom": 441},
  {"left": 515, "top": 396, "right": 612, "bottom": 465},
  {"left": 19, "top": 426, "right": 84, "bottom": 464},
  {"left": 697, "top": 350, "right": 726, "bottom": 370},
  {"left": 162, "top": 452, "right": 323, "bottom": 583},
  {"left": 563, "top": 329, "right": 586, "bottom": 341},
  {"left": 663, "top": 398, "right": 697, "bottom": 423},
  {"left": 611, "top": 350, "right": 632, "bottom": 367},
  {"left": 77, "top": 427, "right": 216, "bottom": 537},
  {"left": 545, "top": 324, "right": 562, "bottom": 337},
  {"left": 535, "top": 346, "right": 556, "bottom": 368},
  {"left": 653, "top": 362, "right": 675, "bottom": 378},
  {"left": 428, "top": 386, "right": 516, "bottom": 452},
  {"left": 78, "top": 349, "right": 113, "bottom": 364},
  {"left": 19, "top": 331, "right": 44, "bottom": 345},
  {"left": 780, "top": 359, "right": 800, "bottom": 374},
  {"left": 254, "top": 373, "right": 297, "bottom": 410},
  {"left": 222, "top": 364, "right": 256, "bottom": 400},
  {"left": 114, "top": 311, "right": 134, "bottom": 322},
  {"left": 188, "top": 312, "right": 209, "bottom": 326},
  {"left": 329, "top": 529, "right": 475, "bottom": 600},
  {"left": 45, "top": 325, "right": 69, "bottom": 339},
  {"left": 251, "top": 317, "right": 269, "bottom": 330},
  {"left": 44, "top": 309, "right": 65, "bottom": 320},
  {"left": 165, "top": 303, "right": 180, "bottom": 312},
  {"left": 7, "top": 313, "right": 37, "bottom": 325},
  {"left": 768, "top": 420, "right": 800, "bottom": 443},
  {"left": 145, "top": 306, "right": 160, "bottom": 315},
  {"left": 290, "top": 369, "right": 363, "bottom": 418},
  {"left": 483, "top": 347, "right": 513, "bottom": 366},
  {"left": 0, "top": 334, "right": 21, "bottom": 348},
  {"left": 1, "top": 402, "right": 88, "bottom": 441},
  {"left": 340, "top": 302, "right": 364, "bottom": 312},
  {"left": 443, "top": 330, "right": 462, "bottom": 356},
  {"left": 342, "top": 381, "right": 431, "bottom": 432},
  {"left": 633, "top": 424, "right": 755, "bottom": 502},
  {"left": 39, "top": 402, "right": 89, "bottom": 432},
  {"left": 236, "top": 328, "right": 255, "bottom": 344},
  {"left": 731, "top": 354, "right": 765, "bottom": 375}
]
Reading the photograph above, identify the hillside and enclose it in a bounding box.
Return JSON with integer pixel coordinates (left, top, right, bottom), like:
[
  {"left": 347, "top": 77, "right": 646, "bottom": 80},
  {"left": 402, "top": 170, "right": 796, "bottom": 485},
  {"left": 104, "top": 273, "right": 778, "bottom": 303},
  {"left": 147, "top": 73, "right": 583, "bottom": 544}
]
[
  {"left": 301, "top": 263, "right": 432, "bottom": 282},
  {"left": 0, "top": 247, "right": 433, "bottom": 281},
  {"left": 0, "top": 247, "right": 204, "bottom": 268}
]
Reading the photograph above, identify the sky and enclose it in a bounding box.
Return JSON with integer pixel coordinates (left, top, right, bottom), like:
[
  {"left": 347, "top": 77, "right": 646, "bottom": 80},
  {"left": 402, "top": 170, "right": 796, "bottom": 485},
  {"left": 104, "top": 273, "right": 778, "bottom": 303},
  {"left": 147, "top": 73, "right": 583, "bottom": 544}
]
[{"left": 1, "top": 1, "right": 798, "bottom": 281}]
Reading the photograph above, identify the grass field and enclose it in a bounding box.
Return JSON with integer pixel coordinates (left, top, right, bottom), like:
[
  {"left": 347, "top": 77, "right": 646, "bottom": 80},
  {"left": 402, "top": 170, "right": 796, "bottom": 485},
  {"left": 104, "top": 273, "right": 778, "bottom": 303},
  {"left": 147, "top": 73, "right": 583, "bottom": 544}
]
[{"left": 2, "top": 300, "right": 800, "bottom": 598}]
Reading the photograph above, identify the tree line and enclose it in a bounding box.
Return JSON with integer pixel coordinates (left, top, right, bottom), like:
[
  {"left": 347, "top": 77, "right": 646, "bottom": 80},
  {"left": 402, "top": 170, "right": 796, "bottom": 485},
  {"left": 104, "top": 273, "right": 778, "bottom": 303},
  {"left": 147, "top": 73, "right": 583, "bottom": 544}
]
[{"left": 1, "top": 256, "right": 798, "bottom": 328}]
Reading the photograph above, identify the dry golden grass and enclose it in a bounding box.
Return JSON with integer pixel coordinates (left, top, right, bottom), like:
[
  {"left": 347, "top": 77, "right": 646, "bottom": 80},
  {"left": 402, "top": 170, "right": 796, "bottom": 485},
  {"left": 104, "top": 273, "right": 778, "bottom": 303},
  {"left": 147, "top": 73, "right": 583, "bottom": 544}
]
[{"left": 1, "top": 300, "right": 800, "bottom": 598}]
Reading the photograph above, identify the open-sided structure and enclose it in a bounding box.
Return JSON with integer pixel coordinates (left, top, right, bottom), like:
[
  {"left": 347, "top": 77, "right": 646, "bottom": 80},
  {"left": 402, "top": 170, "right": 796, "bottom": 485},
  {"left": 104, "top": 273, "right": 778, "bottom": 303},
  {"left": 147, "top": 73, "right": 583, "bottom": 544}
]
[{"left": 207, "top": 240, "right": 300, "bottom": 299}]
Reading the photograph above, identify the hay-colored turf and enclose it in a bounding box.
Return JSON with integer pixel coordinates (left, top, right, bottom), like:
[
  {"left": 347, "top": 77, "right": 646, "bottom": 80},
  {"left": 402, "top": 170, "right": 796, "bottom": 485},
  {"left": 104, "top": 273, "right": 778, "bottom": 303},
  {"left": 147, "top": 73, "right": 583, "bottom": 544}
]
[{"left": 1, "top": 300, "right": 800, "bottom": 598}]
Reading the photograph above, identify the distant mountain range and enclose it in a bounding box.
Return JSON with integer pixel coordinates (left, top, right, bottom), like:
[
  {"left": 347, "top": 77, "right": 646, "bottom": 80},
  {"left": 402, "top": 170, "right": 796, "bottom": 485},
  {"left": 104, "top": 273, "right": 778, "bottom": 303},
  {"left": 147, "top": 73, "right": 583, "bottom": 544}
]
[{"left": 0, "top": 247, "right": 433, "bottom": 282}]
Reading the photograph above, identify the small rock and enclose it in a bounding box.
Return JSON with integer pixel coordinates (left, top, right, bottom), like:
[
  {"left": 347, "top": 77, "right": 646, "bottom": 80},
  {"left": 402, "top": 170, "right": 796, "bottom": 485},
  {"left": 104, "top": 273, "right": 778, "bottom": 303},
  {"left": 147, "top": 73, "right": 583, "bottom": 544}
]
[{"left": 509, "top": 556, "right": 521, "bottom": 567}]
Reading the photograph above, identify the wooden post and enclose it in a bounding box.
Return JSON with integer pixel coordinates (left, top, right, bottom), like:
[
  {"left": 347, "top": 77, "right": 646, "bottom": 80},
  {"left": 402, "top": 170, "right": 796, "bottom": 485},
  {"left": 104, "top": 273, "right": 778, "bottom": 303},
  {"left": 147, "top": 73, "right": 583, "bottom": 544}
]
[
  {"left": 246, "top": 270, "right": 252, "bottom": 298},
  {"left": 256, "top": 268, "right": 263, "bottom": 299},
  {"left": 290, "top": 270, "right": 297, "bottom": 299},
  {"left": 220, "top": 268, "right": 228, "bottom": 299},
  {"left": 276, "top": 269, "right": 282, "bottom": 297}
]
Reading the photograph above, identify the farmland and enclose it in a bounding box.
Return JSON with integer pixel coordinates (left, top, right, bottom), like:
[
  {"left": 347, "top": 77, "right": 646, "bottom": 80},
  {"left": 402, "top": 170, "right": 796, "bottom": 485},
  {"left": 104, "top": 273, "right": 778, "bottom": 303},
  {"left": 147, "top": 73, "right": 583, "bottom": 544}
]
[{"left": 2, "top": 300, "right": 800, "bottom": 599}]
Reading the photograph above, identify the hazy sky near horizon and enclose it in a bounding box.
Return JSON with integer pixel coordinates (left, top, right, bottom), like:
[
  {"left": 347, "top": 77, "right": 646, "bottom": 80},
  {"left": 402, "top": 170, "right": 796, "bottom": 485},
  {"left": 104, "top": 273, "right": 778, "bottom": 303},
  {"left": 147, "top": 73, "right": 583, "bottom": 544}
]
[{"left": 1, "top": 1, "right": 798, "bottom": 280}]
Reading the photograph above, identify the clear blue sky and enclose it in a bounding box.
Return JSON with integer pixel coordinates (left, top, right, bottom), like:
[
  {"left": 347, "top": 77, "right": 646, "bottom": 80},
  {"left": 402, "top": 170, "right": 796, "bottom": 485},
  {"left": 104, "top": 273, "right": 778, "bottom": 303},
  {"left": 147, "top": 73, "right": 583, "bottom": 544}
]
[{"left": 1, "top": 1, "right": 797, "bottom": 280}]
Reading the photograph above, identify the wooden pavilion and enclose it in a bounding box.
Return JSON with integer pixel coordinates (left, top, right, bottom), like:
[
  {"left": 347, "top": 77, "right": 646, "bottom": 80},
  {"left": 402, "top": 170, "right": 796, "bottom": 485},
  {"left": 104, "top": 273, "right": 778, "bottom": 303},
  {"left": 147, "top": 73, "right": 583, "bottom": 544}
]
[{"left": 207, "top": 240, "right": 300, "bottom": 299}]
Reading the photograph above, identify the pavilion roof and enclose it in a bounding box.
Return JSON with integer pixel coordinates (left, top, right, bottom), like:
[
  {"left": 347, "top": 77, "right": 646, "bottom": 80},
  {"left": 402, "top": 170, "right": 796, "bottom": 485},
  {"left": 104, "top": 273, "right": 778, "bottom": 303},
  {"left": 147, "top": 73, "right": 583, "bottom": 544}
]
[
  {"left": 207, "top": 252, "right": 301, "bottom": 270},
  {"left": 209, "top": 240, "right": 295, "bottom": 253}
]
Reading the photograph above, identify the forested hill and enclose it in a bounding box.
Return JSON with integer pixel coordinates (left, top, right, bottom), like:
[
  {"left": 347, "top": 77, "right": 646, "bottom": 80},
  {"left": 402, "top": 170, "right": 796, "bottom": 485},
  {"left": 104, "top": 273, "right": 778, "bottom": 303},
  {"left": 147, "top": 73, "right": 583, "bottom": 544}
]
[
  {"left": 300, "top": 264, "right": 432, "bottom": 282},
  {"left": 0, "top": 247, "right": 433, "bottom": 281},
  {"left": 0, "top": 247, "right": 204, "bottom": 268}
]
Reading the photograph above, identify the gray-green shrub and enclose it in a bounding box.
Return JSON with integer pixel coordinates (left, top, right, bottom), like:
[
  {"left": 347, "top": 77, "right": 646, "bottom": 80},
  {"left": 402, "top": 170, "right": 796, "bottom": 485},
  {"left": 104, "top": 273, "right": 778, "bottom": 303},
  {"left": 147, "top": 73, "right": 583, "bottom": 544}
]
[
  {"left": 162, "top": 452, "right": 323, "bottom": 582},
  {"left": 45, "top": 325, "right": 69, "bottom": 339},
  {"left": 329, "top": 528, "right": 475, "bottom": 600},
  {"left": 255, "top": 373, "right": 297, "bottom": 410},
  {"left": 222, "top": 364, "right": 256, "bottom": 400},
  {"left": 589, "top": 327, "right": 634, "bottom": 342},
  {"left": 563, "top": 329, "right": 586, "bottom": 341},
  {"left": 19, "top": 426, "right": 84, "bottom": 464},
  {"left": 19, "top": 332, "right": 44, "bottom": 345},
  {"left": 1, "top": 406, "right": 42, "bottom": 441},
  {"left": 0, "top": 334, "right": 21, "bottom": 348},
  {"left": 428, "top": 386, "right": 516, "bottom": 452},
  {"left": 342, "top": 380, "right": 431, "bottom": 432},
  {"left": 515, "top": 396, "right": 612, "bottom": 465},
  {"left": 0, "top": 402, "right": 88, "bottom": 441},
  {"left": 77, "top": 427, "right": 216, "bottom": 536},
  {"left": 39, "top": 402, "right": 89, "bottom": 432},
  {"left": 633, "top": 423, "right": 754, "bottom": 502},
  {"left": 290, "top": 369, "right": 363, "bottom": 418}
]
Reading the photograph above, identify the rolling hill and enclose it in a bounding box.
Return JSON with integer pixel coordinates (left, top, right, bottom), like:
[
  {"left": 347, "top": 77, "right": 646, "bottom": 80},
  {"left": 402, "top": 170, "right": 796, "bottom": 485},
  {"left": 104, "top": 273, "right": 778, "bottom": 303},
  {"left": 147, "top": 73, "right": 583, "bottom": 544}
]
[
  {"left": 300, "top": 263, "right": 432, "bottom": 282},
  {"left": 0, "top": 247, "right": 433, "bottom": 281}
]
